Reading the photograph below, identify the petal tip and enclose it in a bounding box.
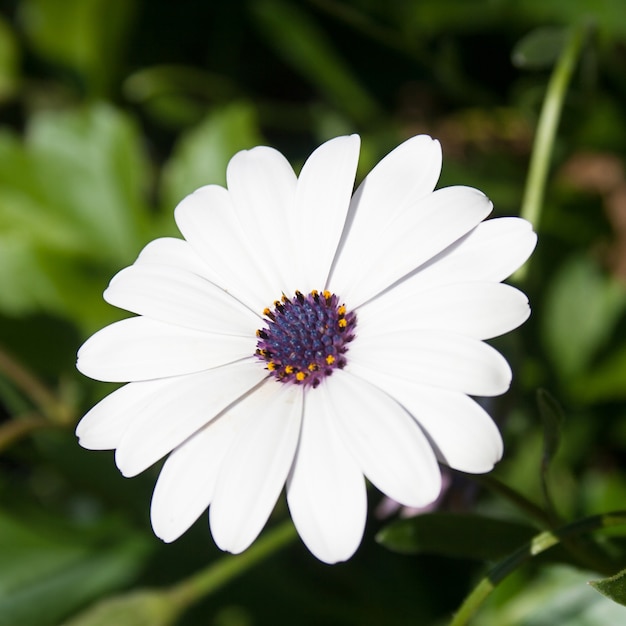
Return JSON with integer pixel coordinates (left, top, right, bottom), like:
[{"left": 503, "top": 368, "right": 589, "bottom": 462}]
[
  {"left": 466, "top": 450, "right": 503, "bottom": 475},
  {"left": 321, "top": 133, "right": 361, "bottom": 154},
  {"left": 75, "top": 352, "right": 99, "bottom": 380},
  {"left": 151, "top": 518, "right": 181, "bottom": 544},
  {"left": 115, "top": 449, "right": 141, "bottom": 478},
  {"left": 310, "top": 545, "right": 359, "bottom": 565}
]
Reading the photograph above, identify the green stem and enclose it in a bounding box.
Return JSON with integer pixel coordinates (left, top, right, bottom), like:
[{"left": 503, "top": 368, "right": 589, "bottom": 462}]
[
  {"left": 0, "top": 347, "right": 57, "bottom": 413},
  {"left": 472, "top": 473, "right": 615, "bottom": 574},
  {"left": 0, "top": 346, "right": 74, "bottom": 425},
  {"left": 519, "top": 25, "right": 584, "bottom": 230},
  {"left": 449, "top": 510, "right": 626, "bottom": 626},
  {"left": 470, "top": 473, "right": 554, "bottom": 529},
  {"left": 167, "top": 519, "right": 298, "bottom": 612},
  {"left": 0, "top": 412, "right": 56, "bottom": 453}
]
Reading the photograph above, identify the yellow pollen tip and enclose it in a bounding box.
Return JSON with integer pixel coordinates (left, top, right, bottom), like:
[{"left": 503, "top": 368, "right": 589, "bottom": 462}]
[
  {"left": 295, "top": 372, "right": 306, "bottom": 381},
  {"left": 310, "top": 290, "right": 318, "bottom": 297},
  {"left": 323, "top": 290, "right": 331, "bottom": 299},
  {"left": 338, "top": 305, "right": 346, "bottom": 315},
  {"left": 285, "top": 365, "right": 294, "bottom": 374},
  {"left": 307, "top": 363, "right": 317, "bottom": 371},
  {"left": 325, "top": 354, "right": 335, "bottom": 365},
  {"left": 338, "top": 319, "right": 348, "bottom": 328},
  {"left": 263, "top": 308, "right": 271, "bottom": 316},
  {"left": 267, "top": 362, "right": 276, "bottom": 371}
]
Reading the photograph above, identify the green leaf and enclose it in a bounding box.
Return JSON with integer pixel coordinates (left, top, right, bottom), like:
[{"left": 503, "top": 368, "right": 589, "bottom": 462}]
[
  {"left": 160, "top": 102, "right": 263, "bottom": 210},
  {"left": 0, "top": 104, "right": 152, "bottom": 329},
  {"left": 479, "top": 565, "right": 626, "bottom": 625},
  {"left": 60, "top": 590, "right": 181, "bottom": 626},
  {"left": 26, "top": 103, "right": 150, "bottom": 260},
  {"left": 512, "top": 0, "right": 626, "bottom": 42},
  {"left": 123, "top": 65, "right": 239, "bottom": 128},
  {"left": 252, "top": 0, "right": 380, "bottom": 125},
  {"left": 376, "top": 513, "right": 535, "bottom": 560},
  {"left": 0, "top": 225, "right": 64, "bottom": 315},
  {"left": 512, "top": 27, "right": 569, "bottom": 70},
  {"left": 542, "top": 256, "right": 626, "bottom": 380},
  {"left": 590, "top": 568, "right": 626, "bottom": 607},
  {"left": 0, "top": 511, "right": 151, "bottom": 626},
  {"left": 19, "top": 0, "right": 137, "bottom": 96},
  {"left": 577, "top": 346, "right": 626, "bottom": 402}
]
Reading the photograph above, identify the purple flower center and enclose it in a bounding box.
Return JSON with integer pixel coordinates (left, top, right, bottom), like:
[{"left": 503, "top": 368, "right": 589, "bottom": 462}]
[{"left": 255, "top": 290, "right": 357, "bottom": 388}]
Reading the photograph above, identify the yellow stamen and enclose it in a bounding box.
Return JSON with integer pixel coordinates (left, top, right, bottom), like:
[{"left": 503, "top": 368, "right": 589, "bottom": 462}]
[
  {"left": 338, "top": 318, "right": 347, "bottom": 328},
  {"left": 295, "top": 372, "right": 306, "bottom": 381},
  {"left": 285, "top": 365, "right": 294, "bottom": 374},
  {"left": 337, "top": 305, "right": 346, "bottom": 315},
  {"left": 307, "top": 363, "right": 317, "bottom": 371},
  {"left": 326, "top": 354, "right": 335, "bottom": 365},
  {"left": 267, "top": 361, "right": 276, "bottom": 371}
]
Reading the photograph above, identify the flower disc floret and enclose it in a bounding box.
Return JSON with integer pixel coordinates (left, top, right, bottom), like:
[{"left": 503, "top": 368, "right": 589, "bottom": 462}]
[{"left": 255, "top": 290, "right": 356, "bottom": 388}]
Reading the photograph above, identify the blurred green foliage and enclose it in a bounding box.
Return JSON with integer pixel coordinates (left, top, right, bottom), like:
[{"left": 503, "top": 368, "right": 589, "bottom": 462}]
[
  {"left": 590, "top": 566, "right": 626, "bottom": 608},
  {"left": 1, "top": 0, "right": 626, "bottom": 624}
]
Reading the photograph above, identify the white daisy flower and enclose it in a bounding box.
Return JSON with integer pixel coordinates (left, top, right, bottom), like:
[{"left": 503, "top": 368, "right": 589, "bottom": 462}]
[{"left": 76, "top": 134, "right": 536, "bottom": 564}]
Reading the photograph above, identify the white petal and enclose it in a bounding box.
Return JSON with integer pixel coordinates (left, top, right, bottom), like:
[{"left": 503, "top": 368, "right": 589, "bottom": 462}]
[
  {"left": 286, "top": 389, "right": 367, "bottom": 564},
  {"left": 347, "top": 330, "right": 512, "bottom": 397},
  {"left": 392, "top": 217, "right": 537, "bottom": 295},
  {"left": 226, "top": 146, "right": 300, "bottom": 292},
  {"left": 358, "top": 374, "right": 503, "bottom": 473},
  {"left": 174, "top": 185, "right": 276, "bottom": 311},
  {"left": 329, "top": 135, "right": 441, "bottom": 285},
  {"left": 294, "top": 135, "right": 360, "bottom": 290},
  {"left": 104, "top": 264, "right": 260, "bottom": 336},
  {"left": 134, "top": 237, "right": 210, "bottom": 276},
  {"left": 411, "top": 388, "right": 503, "bottom": 473},
  {"left": 76, "top": 377, "right": 172, "bottom": 450},
  {"left": 210, "top": 382, "right": 303, "bottom": 554},
  {"left": 357, "top": 282, "right": 531, "bottom": 340},
  {"left": 115, "top": 360, "right": 266, "bottom": 477},
  {"left": 151, "top": 412, "right": 240, "bottom": 543},
  {"left": 320, "top": 371, "right": 441, "bottom": 508},
  {"left": 350, "top": 135, "right": 442, "bottom": 230},
  {"left": 331, "top": 186, "right": 493, "bottom": 307},
  {"left": 77, "top": 316, "right": 256, "bottom": 382}
]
